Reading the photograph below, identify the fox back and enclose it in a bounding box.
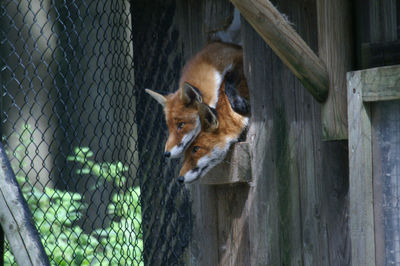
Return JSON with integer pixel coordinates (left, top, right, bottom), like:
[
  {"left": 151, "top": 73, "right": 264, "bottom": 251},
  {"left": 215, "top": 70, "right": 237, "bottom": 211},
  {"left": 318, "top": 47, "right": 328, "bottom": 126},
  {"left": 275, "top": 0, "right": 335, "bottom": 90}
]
[{"left": 146, "top": 42, "right": 246, "bottom": 158}]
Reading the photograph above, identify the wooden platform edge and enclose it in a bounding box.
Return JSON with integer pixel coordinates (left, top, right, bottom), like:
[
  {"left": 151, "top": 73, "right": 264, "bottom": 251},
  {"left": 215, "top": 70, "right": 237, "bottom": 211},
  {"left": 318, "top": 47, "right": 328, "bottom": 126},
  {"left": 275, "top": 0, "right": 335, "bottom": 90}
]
[
  {"left": 200, "top": 142, "right": 252, "bottom": 185},
  {"left": 359, "top": 64, "right": 400, "bottom": 102}
]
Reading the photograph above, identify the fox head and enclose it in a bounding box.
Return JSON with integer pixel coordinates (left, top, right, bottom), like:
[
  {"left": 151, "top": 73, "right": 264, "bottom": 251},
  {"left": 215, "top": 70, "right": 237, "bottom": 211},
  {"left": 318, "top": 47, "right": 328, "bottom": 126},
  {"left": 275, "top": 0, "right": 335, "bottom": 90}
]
[
  {"left": 145, "top": 83, "right": 218, "bottom": 158},
  {"left": 178, "top": 131, "right": 236, "bottom": 183},
  {"left": 177, "top": 98, "right": 248, "bottom": 183}
]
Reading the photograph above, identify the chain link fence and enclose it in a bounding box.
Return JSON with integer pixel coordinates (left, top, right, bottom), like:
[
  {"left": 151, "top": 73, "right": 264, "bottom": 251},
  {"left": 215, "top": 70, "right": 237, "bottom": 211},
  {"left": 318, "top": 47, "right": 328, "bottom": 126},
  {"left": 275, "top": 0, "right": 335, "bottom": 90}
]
[
  {"left": 0, "top": 0, "right": 191, "bottom": 265},
  {"left": 133, "top": 1, "right": 192, "bottom": 264}
]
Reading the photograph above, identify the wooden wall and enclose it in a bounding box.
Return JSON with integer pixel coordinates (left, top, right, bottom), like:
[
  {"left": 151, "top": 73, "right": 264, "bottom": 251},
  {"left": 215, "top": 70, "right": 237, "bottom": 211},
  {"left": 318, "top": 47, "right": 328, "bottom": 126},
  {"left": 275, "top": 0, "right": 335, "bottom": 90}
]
[
  {"left": 355, "top": 0, "right": 400, "bottom": 68},
  {"left": 242, "top": 0, "right": 350, "bottom": 264},
  {"left": 372, "top": 100, "right": 400, "bottom": 265},
  {"left": 133, "top": 0, "right": 351, "bottom": 265},
  {"left": 348, "top": 65, "right": 400, "bottom": 266}
]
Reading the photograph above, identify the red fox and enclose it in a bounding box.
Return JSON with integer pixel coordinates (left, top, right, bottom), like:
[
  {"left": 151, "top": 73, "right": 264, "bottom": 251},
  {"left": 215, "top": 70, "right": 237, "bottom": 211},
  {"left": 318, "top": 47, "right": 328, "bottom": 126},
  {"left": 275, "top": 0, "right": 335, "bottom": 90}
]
[
  {"left": 177, "top": 77, "right": 249, "bottom": 183},
  {"left": 145, "top": 42, "right": 248, "bottom": 158}
]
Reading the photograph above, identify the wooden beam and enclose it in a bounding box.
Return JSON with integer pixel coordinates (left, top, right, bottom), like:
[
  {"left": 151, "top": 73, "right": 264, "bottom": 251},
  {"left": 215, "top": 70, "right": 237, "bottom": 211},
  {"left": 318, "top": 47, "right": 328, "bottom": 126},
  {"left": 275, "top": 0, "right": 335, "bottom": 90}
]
[
  {"left": 200, "top": 142, "right": 252, "bottom": 185},
  {"left": 0, "top": 143, "right": 50, "bottom": 266},
  {"left": 230, "top": 0, "right": 329, "bottom": 102},
  {"left": 357, "top": 65, "right": 400, "bottom": 102},
  {"left": 347, "top": 70, "right": 375, "bottom": 266},
  {"left": 317, "top": 0, "right": 353, "bottom": 140}
]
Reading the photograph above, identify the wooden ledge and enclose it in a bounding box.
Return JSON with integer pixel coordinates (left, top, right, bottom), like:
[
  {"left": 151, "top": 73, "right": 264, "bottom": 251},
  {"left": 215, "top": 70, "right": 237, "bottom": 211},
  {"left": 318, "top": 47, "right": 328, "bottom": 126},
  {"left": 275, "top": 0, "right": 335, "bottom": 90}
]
[
  {"left": 200, "top": 142, "right": 252, "bottom": 185},
  {"left": 356, "top": 64, "right": 400, "bottom": 102}
]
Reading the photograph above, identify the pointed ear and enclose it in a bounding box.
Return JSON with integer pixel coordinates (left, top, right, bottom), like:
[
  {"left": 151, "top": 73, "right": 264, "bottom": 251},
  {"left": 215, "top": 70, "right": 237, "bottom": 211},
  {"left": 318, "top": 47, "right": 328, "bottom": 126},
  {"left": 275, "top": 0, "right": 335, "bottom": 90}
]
[
  {"left": 198, "top": 103, "right": 219, "bottom": 132},
  {"left": 181, "top": 82, "right": 203, "bottom": 106},
  {"left": 145, "top": 89, "right": 167, "bottom": 108}
]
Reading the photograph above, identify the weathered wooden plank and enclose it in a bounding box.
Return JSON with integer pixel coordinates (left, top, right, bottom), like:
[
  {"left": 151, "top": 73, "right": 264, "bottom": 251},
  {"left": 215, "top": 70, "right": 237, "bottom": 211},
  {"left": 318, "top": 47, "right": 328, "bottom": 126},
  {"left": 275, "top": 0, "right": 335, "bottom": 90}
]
[
  {"left": 242, "top": 17, "right": 280, "bottom": 265},
  {"left": 184, "top": 185, "right": 219, "bottom": 266},
  {"left": 355, "top": 0, "right": 398, "bottom": 69},
  {"left": 347, "top": 70, "right": 375, "bottom": 266},
  {"left": 230, "top": 0, "right": 329, "bottom": 102},
  {"left": 356, "top": 65, "right": 400, "bottom": 102},
  {"left": 369, "top": 0, "right": 397, "bottom": 43},
  {"left": 216, "top": 184, "right": 250, "bottom": 266},
  {"left": 204, "top": 0, "right": 234, "bottom": 34},
  {"left": 371, "top": 100, "right": 400, "bottom": 266},
  {"left": 317, "top": 0, "right": 353, "bottom": 140},
  {"left": 200, "top": 142, "right": 251, "bottom": 185},
  {"left": 243, "top": 0, "right": 350, "bottom": 264},
  {"left": 0, "top": 143, "right": 50, "bottom": 266}
]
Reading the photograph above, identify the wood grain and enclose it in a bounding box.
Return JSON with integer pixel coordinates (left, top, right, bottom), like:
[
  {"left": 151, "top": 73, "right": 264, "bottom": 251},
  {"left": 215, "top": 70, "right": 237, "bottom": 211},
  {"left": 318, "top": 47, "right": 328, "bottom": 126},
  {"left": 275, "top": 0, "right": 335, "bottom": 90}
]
[
  {"left": 317, "top": 0, "right": 353, "bottom": 140},
  {"left": 369, "top": 0, "right": 397, "bottom": 43},
  {"left": 230, "top": 0, "right": 329, "bottom": 102},
  {"left": 354, "top": 0, "right": 398, "bottom": 69},
  {"left": 347, "top": 70, "right": 375, "bottom": 266},
  {"left": 358, "top": 65, "right": 400, "bottom": 102},
  {"left": 371, "top": 100, "right": 400, "bottom": 266},
  {"left": 200, "top": 142, "right": 252, "bottom": 185},
  {"left": 243, "top": 0, "right": 350, "bottom": 264}
]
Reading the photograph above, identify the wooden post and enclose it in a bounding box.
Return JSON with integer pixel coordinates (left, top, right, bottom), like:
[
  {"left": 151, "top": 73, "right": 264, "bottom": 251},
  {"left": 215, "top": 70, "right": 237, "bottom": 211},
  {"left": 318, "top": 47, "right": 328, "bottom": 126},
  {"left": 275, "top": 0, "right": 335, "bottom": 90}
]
[
  {"left": 230, "top": 0, "right": 329, "bottom": 103},
  {"left": 0, "top": 143, "right": 50, "bottom": 266},
  {"left": 347, "top": 70, "right": 375, "bottom": 266},
  {"left": 317, "top": 0, "right": 353, "bottom": 140},
  {"left": 347, "top": 65, "right": 400, "bottom": 266}
]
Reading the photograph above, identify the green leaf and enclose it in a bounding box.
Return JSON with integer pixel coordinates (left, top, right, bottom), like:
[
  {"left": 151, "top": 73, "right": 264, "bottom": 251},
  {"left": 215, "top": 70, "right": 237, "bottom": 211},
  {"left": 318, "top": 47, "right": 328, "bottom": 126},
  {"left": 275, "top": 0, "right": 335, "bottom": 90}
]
[{"left": 81, "top": 147, "right": 90, "bottom": 153}]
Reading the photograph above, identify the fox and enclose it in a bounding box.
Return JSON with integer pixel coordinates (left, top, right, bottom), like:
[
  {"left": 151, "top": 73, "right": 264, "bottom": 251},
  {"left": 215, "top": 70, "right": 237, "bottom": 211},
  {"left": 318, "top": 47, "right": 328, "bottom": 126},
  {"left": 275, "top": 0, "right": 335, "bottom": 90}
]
[
  {"left": 177, "top": 69, "right": 250, "bottom": 183},
  {"left": 145, "top": 42, "right": 249, "bottom": 158}
]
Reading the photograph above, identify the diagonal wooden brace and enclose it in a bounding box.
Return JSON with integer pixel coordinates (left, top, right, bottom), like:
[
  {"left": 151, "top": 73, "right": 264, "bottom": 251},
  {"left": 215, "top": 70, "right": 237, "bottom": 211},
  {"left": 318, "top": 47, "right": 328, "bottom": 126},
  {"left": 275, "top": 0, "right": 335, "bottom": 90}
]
[{"left": 231, "top": 0, "right": 329, "bottom": 103}]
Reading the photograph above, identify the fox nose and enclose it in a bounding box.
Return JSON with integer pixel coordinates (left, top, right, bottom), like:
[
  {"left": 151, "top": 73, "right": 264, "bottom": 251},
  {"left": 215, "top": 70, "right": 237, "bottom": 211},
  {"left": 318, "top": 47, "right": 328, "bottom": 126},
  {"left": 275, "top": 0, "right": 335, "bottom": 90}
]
[
  {"left": 177, "top": 176, "right": 185, "bottom": 183},
  {"left": 164, "top": 151, "right": 171, "bottom": 158}
]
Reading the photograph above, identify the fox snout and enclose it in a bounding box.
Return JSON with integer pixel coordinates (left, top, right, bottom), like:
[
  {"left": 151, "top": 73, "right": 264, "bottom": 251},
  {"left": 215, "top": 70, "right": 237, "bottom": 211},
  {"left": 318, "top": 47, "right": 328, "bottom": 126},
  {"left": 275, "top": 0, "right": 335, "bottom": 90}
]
[
  {"left": 165, "top": 117, "right": 201, "bottom": 158},
  {"left": 165, "top": 136, "right": 186, "bottom": 158}
]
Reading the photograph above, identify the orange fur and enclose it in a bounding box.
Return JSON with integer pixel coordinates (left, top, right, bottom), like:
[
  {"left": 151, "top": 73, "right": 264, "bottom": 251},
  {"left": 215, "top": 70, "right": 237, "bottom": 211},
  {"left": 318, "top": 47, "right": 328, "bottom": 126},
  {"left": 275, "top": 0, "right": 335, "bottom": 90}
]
[
  {"left": 179, "top": 81, "right": 248, "bottom": 178},
  {"left": 164, "top": 93, "right": 199, "bottom": 152},
  {"left": 179, "top": 42, "right": 243, "bottom": 106},
  {"left": 149, "top": 42, "right": 245, "bottom": 157}
]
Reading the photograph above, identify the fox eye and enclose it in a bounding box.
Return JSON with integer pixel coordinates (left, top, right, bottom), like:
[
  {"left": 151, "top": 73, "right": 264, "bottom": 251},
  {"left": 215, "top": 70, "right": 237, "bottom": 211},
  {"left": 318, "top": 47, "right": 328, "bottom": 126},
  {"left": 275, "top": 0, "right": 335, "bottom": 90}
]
[
  {"left": 192, "top": 146, "right": 200, "bottom": 154},
  {"left": 177, "top": 122, "right": 185, "bottom": 130}
]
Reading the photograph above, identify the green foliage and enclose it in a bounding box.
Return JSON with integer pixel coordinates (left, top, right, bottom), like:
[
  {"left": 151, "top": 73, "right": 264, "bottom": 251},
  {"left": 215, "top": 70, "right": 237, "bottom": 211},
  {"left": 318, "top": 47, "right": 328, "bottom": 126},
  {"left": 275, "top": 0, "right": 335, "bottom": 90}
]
[
  {"left": 4, "top": 125, "right": 143, "bottom": 265},
  {"left": 67, "top": 147, "right": 128, "bottom": 189}
]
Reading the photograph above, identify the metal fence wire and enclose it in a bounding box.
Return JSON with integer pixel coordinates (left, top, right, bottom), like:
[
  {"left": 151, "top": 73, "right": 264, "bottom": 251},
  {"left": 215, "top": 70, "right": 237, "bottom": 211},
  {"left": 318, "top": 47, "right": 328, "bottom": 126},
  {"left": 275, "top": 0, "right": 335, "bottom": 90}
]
[{"left": 0, "top": 0, "right": 191, "bottom": 265}]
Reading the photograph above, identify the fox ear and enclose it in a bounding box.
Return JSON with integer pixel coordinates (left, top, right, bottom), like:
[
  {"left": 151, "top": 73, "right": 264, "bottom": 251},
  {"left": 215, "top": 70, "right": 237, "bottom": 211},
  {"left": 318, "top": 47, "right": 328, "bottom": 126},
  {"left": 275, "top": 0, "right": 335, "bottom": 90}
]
[
  {"left": 181, "top": 82, "right": 202, "bottom": 106},
  {"left": 145, "top": 89, "right": 166, "bottom": 108},
  {"left": 198, "top": 103, "right": 219, "bottom": 132}
]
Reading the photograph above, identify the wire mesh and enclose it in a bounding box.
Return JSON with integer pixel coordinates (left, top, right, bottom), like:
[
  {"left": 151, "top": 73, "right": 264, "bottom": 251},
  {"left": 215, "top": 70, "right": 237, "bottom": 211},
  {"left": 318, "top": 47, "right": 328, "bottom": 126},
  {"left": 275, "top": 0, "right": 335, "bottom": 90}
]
[
  {"left": 132, "top": 1, "right": 192, "bottom": 265},
  {"left": 0, "top": 0, "right": 191, "bottom": 265}
]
